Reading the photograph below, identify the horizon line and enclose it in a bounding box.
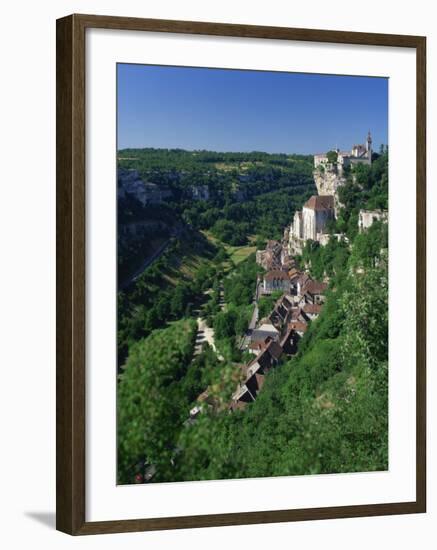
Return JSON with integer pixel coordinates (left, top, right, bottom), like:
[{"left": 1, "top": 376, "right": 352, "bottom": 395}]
[{"left": 117, "top": 144, "right": 387, "bottom": 156}]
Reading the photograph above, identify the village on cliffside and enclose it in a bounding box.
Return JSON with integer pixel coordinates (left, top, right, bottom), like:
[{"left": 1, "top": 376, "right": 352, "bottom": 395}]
[
  {"left": 116, "top": 132, "right": 389, "bottom": 485},
  {"left": 187, "top": 133, "right": 388, "bottom": 418}
]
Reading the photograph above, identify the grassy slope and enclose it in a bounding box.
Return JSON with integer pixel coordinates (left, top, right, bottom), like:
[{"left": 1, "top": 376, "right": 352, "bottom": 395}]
[{"left": 201, "top": 230, "right": 257, "bottom": 268}]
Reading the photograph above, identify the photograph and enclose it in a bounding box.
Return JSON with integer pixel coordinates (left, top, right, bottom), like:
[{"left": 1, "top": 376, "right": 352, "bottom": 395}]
[
  {"left": 0, "top": 0, "right": 431, "bottom": 544},
  {"left": 116, "top": 63, "right": 389, "bottom": 485}
]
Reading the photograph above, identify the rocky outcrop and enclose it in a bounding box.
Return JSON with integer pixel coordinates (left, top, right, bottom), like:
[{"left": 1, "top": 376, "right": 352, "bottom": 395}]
[
  {"left": 118, "top": 168, "right": 172, "bottom": 206},
  {"left": 313, "top": 168, "right": 345, "bottom": 197},
  {"left": 313, "top": 168, "right": 346, "bottom": 214}
]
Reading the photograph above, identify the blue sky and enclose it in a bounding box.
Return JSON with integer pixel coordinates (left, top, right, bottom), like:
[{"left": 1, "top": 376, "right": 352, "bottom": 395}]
[{"left": 117, "top": 64, "right": 388, "bottom": 155}]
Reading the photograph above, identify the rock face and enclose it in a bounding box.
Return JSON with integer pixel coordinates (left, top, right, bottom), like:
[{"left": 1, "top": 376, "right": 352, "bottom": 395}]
[
  {"left": 313, "top": 168, "right": 346, "bottom": 216},
  {"left": 313, "top": 168, "right": 345, "bottom": 198},
  {"left": 118, "top": 169, "right": 172, "bottom": 206}
]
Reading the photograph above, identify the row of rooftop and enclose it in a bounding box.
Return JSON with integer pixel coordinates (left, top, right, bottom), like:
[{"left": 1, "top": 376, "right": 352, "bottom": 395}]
[
  {"left": 230, "top": 262, "right": 327, "bottom": 410},
  {"left": 188, "top": 244, "right": 328, "bottom": 419}
]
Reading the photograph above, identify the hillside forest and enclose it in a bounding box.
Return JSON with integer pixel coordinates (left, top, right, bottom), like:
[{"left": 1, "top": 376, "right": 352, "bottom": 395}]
[{"left": 117, "top": 147, "right": 389, "bottom": 484}]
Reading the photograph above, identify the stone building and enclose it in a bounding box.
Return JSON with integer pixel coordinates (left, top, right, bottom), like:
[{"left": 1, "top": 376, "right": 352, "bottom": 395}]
[
  {"left": 249, "top": 323, "right": 280, "bottom": 348},
  {"left": 269, "top": 294, "right": 295, "bottom": 329},
  {"left": 314, "top": 131, "right": 373, "bottom": 174},
  {"left": 256, "top": 240, "right": 282, "bottom": 271},
  {"left": 299, "top": 279, "right": 328, "bottom": 305},
  {"left": 313, "top": 132, "right": 373, "bottom": 204},
  {"left": 288, "top": 195, "right": 335, "bottom": 254},
  {"left": 262, "top": 270, "right": 291, "bottom": 293},
  {"left": 288, "top": 136, "right": 375, "bottom": 255},
  {"left": 301, "top": 303, "right": 323, "bottom": 320},
  {"left": 302, "top": 195, "right": 335, "bottom": 240},
  {"left": 358, "top": 209, "right": 388, "bottom": 232}
]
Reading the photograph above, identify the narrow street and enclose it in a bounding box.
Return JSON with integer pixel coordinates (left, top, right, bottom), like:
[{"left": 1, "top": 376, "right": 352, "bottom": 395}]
[
  {"left": 248, "top": 281, "right": 261, "bottom": 330},
  {"left": 239, "top": 281, "right": 261, "bottom": 350}
]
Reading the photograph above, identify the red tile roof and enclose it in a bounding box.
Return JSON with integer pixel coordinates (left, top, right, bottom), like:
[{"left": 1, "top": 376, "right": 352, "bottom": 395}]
[
  {"left": 264, "top": 270, "right": 290, "bottom": 281},
  {"left": 291, "top": 308, "right": 303, "bottom": 320},
  {"left": 303, "top": 195, "right": 335, "bottom": 211},
  {"left": 297, "top": 273, "right": 311, "bottom": 285},
  {"left": 288, "top": 268, "right": 301, "bottom": 280},
  {"left": 303, "top": 280, "right": 328, "bottom": 295},
  {"left": 303, "top": 304, "right": 323, "bottom": 314},
  {"left": 289, "top": 321, "right": 308, "bottom": 333},
  {"left": 248, "top": 336, "right": 272, "bottom": 352}
]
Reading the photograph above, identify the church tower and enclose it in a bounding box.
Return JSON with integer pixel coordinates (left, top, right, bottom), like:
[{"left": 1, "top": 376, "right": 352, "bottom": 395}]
[{"left": 366, "top": 131, "right": 372, "bottom": 164}]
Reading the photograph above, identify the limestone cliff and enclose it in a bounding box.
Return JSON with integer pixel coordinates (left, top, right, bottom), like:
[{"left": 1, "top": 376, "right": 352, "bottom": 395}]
[{"left": 313, "top": 168, "right": 345, "bottom": 197}]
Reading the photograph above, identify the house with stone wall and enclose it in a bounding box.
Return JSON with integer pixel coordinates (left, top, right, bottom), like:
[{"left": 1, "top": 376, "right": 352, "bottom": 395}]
[
  {"left": 358, "top": 209, "right": 388, "bottom": 232},
  {"left": 262, "top": 270, "right": 291, "bottom": 293}
]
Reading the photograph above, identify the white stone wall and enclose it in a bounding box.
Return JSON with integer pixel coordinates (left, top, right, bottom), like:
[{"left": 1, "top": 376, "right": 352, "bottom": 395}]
[
  {"left": 302, "top": 207, "right": 316, "bottom": 240},
  {"left": 293, "top": 211, "right": 302, "bottom": 239},
  {"left": 314, "top": 154, "right": 328, "bottom": 168}
]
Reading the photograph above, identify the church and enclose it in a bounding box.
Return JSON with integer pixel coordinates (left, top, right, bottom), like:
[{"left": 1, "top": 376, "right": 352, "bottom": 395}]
[
  {"left": 288, "top": 195, "right": 335, "bottom": 254},
  {"left": 314, "top": 131, "right": 373, "bottom": 174}
]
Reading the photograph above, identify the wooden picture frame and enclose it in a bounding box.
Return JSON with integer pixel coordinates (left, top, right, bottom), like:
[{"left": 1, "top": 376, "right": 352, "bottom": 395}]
[{"left": 56, "top": 13, "right": 426, "bottom": 535}]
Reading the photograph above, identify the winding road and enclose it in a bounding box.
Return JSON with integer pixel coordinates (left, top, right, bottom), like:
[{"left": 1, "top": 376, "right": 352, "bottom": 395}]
[{"left": 119, "top": 239, "right": 170, "bottom": 290}]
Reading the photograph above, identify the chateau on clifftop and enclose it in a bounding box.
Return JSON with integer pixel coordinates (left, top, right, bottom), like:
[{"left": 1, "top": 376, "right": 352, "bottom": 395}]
[
  {"left": 288, "top": 133, "right": 374, "bottom": 255},
  {"left": 314, "top": 131, "right": 372, "bottom": 175},
  {"left": 313, "top": 132, "right": 372, "bottom": 198}
]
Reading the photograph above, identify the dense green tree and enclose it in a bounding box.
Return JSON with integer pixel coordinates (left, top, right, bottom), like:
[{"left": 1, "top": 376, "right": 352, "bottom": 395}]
[
  {"left": 211, "top": 219, "right": 250, "bottom": 245},
  {"left": 326, "top": 150, "right": 338, "bottom": 164},
  {"left": 258, "top": 291, "right": 283, "bottom": 319},
  {"left": 213, "top": 310, "right": 238, "bottom": 340},
  {"left": 117, "top": 319, "right": 197, "bottom": 483}
]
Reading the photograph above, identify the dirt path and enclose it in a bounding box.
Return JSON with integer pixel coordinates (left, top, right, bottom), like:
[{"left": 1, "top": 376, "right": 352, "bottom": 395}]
[{"left": 194, "top": 317, "right": 224, "bottom": 360}]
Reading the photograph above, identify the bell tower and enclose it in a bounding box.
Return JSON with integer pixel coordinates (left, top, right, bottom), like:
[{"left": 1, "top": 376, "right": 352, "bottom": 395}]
[{"left": 366, "top": 131, "right": 372, "bottom": 164}]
